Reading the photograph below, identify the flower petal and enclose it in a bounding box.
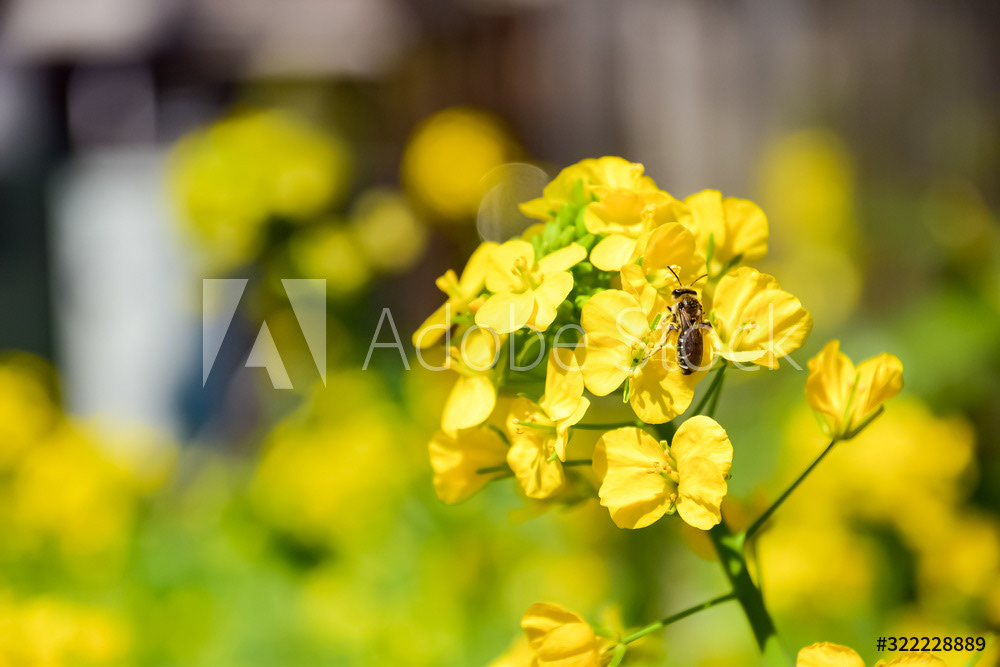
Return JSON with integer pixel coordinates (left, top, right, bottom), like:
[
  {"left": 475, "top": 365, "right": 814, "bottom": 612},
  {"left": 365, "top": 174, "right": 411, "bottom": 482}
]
[
  {"left": 581, "top": 289, "right": 648, "bottom": 344},
  {"left": 670, "top": 415, "right": 732, "bottom": 530},
  {"left": 805, "top": 340, "right": 855, "bottom": 437},
  {"left": 485, "top": 240, "right": 535, "bottom": 293},
  {"left": 412, "top": 300, "right": 452, "bottom": 349},
  {"left": 476, "top": 291, "right": 535, "bottom": 335},
  {"left": 540, "top": 347, "right": 587, "bottom": 423},
  {"left": 428, "top": 427, "right": 507, "bottom": 503},
  {"left": 533, "top": 271, "right": 575, "bottom": 331},
  {"left": 721, "top": 196, "right": 768, "bottom": 265},
  {"left": 593, "top": 427, "right": 673, "bottom": 529},
  {"left": 795, "top": 642, "right": 865, "bottom": 667},
  {"left": 640, "top": 222, "right": 704, "bottom": 286},
  {"left": 581, "top": 339, "right": 630, "bottom": 397},
  {"left": 442, "top": 374, "right": 496, "bottom": 434},
  {"left": 536, "top": 243, "right": 587, "bottom": 275},
  {"left": 459, "top": 241, "right": 498, "bottom": 294},
  {"left": 852, "top": 352, "right": 903, "bottom": 429},
  {"left": 521, "top": 602, "right": 602, "bottom": 667},
  {"left": 629, "top": 346, "right": 703, "bottom": 424},
  {"left": 590, "top": 234, "right": 637, "bottom": 272}
]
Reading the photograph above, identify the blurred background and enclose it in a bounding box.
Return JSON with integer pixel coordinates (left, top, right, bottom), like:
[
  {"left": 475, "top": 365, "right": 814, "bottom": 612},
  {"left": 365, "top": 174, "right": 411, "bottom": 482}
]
[{"left": 0, "top": 0, "right": 998, "bottom": 665}]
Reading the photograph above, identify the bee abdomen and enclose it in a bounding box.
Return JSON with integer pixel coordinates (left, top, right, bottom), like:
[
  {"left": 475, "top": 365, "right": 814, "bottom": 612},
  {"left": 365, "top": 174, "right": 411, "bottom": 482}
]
[{"left": 677, "top": 328, "right": 703, "bottom": 375}]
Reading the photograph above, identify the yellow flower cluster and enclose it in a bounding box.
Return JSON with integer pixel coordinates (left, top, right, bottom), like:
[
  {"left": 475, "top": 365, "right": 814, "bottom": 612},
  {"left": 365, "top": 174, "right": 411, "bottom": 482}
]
[
  {"left": 171, "top": 110, "right": 428, "bottom": 289},
  {"left": 0, "top": 595, "right": 131, "bottom": 667},
  {"left": 170, "top": 109, "right": 352, "bottom": 270},
  {"left": 0, "top": 355, "right": 175, "bottom": 665},
  {"left": 417, "top": 156, "right": 814, "bottom": 533},
  {"left": 421, "top": 155, "right": 916, "bottom": 666}
]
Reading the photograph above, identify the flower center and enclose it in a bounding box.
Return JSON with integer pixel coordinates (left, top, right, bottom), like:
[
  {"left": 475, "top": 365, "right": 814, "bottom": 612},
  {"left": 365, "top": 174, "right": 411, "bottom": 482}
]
[{"left": 511, "top": 257, "right": 540, "bottom": 291}]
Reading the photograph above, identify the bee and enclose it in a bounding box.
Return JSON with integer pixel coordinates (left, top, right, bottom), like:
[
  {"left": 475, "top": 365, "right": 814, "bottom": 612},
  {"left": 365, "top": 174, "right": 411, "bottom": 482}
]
[{"left": 663, "top": 267, "right": 711, "bottom": 375}]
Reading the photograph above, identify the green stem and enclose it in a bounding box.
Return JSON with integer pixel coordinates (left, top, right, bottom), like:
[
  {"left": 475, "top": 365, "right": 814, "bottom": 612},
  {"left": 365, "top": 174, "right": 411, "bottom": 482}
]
[
  {"left": 704, "top": 366, "right": 726, "bottom": 418},
  {"left": 474, "top": 464, "right": 512, "bottom": 477},
  {"left": 708, "top": 520, "right": 786, "bottom": 662},
  {"left": 621, "top": 592, "right": 736, "bottom": 644},
  {"left": 690, "top": 363, "right": 727, "bottom": 417},
  {"left": 744, "top": 405, "right": 885, "bottom": 540},
  {"left": 744, "top": 438, "right": 838, "bottom": 540},
  {"left": 562, "top": 459, "right": 591, "bottom": 467}
]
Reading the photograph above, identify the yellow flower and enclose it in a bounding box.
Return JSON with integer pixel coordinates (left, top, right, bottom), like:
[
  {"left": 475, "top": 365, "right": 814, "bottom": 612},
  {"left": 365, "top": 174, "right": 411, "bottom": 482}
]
[
  {"left": 506, "top": 348, "right": 590, "bottom": 498},
  {"left": 581, "top": 282, "right": 707, "bottom": 423},
  {"left": 0, "top": 356, "right": 56, "bottom": 471},
  {"left": 402, "top": 107, "right": 516, "bottom": 220},
  {"left": 521, "top": 602, "right": 610, "bottom": 667},
  {"left": 796, "top": 643, "right": 864, "bottom": 667},
  {"left": 709, "top": 267, "right": 813, "bottom": 368},
  {"left": 676, "top": 189, "right": 768, "bottom": 276},
  {"left": 476, "top": 241, "right": 586, "bottom": 334},
  {"left": 621, "top": 222, "right": 706, "bottom": 297},
  {"left": 805, "top": 340, "right": 904, "bottom": 439},
  {"left": 170, "top": 110, "right": 351, "bottom": 270},
  {"left": 592, "top": 418, "right": 732, "bottom": 530},
  {"left": 585, "top": 189, "right": 676, "bottom": 272},
  {"left": 288, "top": 223, "right": 371, "bottom": 299},
  {"left": 441, "top": 327, "right": 502, "bottom": 434},
  {"left": 488, "top": 636, "right": 535, "bottom": 667},
  {"left": 413, "top": 241, "right": 496, "bottom": 348},
  {"left": 520, "top": 157, "right": 659, "bottom": 222},
  {"left": 796, "top": 642, "right": 946, "bottom": 667},
  {"left": 428, "top": 425, "right": 508, "bottom": 503},
  {"left": 349, "top": 188, "right": 428, "bottom": 274}
]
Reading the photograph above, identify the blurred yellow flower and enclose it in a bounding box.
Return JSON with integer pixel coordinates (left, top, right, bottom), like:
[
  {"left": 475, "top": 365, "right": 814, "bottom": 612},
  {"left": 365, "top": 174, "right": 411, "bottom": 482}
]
[
  {"left": 0, "top": 597, "right": 131, "bottom": 667},
  {"left": 349, "top": 188, "right": 428, "bottom": 273},
  {"left": 506, "top": 348, "right": 590, "bottom": 498},
  {"left": 171, "top": 109, "right": 351, "bottom": 270},
  {"left": 796, "top": 642, "right": 946, "bottom": 667},
  {"left": 476, "top": 241, "right": 586, "bottom": 334},
  {"left": 488, "top": 636, "right": 535, "bottom": 667},
  {"left": 676, "top": 189, "right": 768, "bottom": 276},
  {"left": 402, "top": 107, "right": 517, "bottom": 220},
  {"left": 709, "top": 267, "right": 813, "bottom": 368},
  {"left": 288, "top": 222, "right": 372, "bottom": 298},
  {"left": 797, "top": 642, "right": 864, "bottom": 667},
  {"left": 413, "top": 241, "right": 496, "bottom": 349},
  {"left": 428, "top": 425, "right": 508, "bottom": 504},
  {"left": 592, "top": 418, "right": 732, "bottom": 530},
  {"left": 520, "top": 156, "right": 659, "bottom": 223},
  {"left": 581, "top": 283, "right": 706, "bottom": 423},
  {"left": 0, "top": 356, "right": 56, "bottom": 471},
  {"left": 757, "top": 519, "right": 877, "bottom": 616},
  {"left": 252, "top": 372, "right": 415, "bottom": 547},
  {"left": 442, "top": 327, "right": 501, "bottom": 434},
  {"left": 6, "top": 423, "right": 137, "bottom": 560},
  {"left": 805, "top": 340, "right": 903, "bottom": 439},
  {"left": 521, "top": 602, "right": 610, "bottom": 667}
]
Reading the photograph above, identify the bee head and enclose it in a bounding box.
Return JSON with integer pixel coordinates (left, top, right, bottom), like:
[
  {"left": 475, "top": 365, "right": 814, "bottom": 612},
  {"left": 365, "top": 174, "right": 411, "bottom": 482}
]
[{"left": 672, "top": 288, "right": 697, "bottom": 299}]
